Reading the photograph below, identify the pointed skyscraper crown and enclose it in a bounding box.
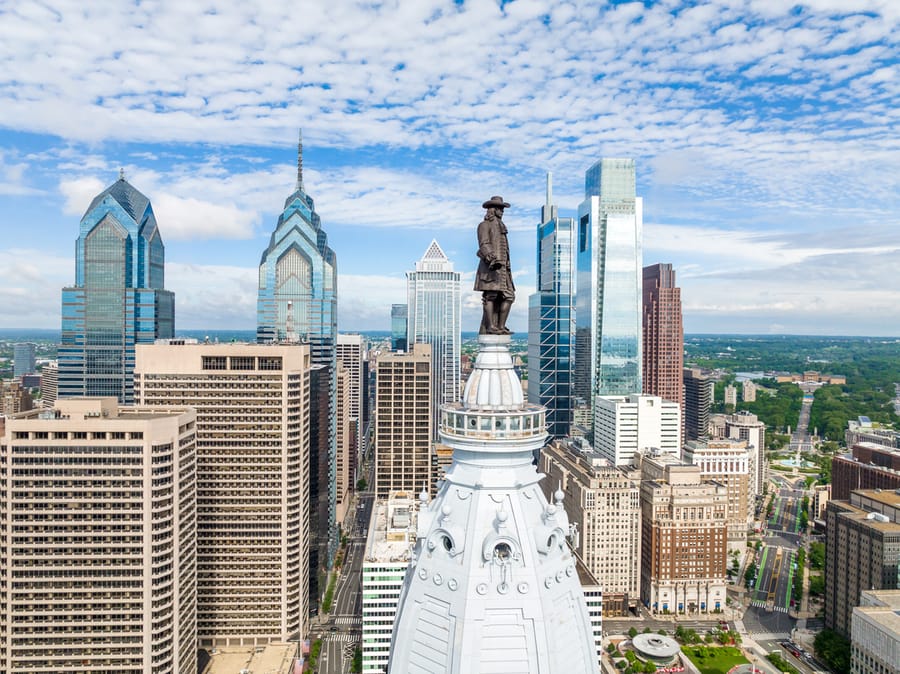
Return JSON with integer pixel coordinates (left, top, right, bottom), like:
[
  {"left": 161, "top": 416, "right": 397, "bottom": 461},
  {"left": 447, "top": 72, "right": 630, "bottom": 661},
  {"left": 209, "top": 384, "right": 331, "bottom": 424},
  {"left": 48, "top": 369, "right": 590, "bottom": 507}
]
[
  {"left": 416, "top": 239, "right": 454, "bottom": 272},
  {"left": 296, "top": 128, "right": 304, "bottom": 192}
]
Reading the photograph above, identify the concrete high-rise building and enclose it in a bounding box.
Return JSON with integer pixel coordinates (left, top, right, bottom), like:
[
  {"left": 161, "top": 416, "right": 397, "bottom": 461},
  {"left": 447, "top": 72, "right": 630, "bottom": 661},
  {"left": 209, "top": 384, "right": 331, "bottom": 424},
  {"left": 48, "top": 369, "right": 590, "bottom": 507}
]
[
  {"left": 742, "top": 380, "right": 757, "bottom": 402},
  {"left": 574, "top": 158, "right": 643, "bottom": 419},
  {"left": 0, "top": 398, "right": 197, "bottom": 673},
  {"left": 307, "top": 364, "right": 332, "bottom": 612},
  {"left": 12, "top": 342, "right": 35, "bottom": 377},
  {"left": 134, "top": 342, "right": 310, "bottom": 647},
  {"left": 39, "top": 361, "right": 58, "bottom": 408},
  {"left": 642, "top": 264, "right": 683, "bottom": 413},
  {"left": 683, "top": 367, "right": 714, "bottom": 441},
  {"left": 528, "top": 173, "right": 576, "bottom": 439},
  {"left": 825, "top": 489, "right": 900, "bottom": 638},
  {"left": 637, "top": 452, "right": 728, "bottom": 616},
  {"left": 724, "top": 384, "right": 737, "bottom": 407},
  {"left": 683, "top": 439, "right": 752, "bottom": 552},
  {"left": 390, "top": 304, "right": 408, "bottom": 352},
  {"left": 336, "top": 333, "right": 365, "bottom": 468},
  {"left": 1, "top": 380, "right": 33, "bottom": 415},
  {"left": 387, "top": 335, "right": 598, "bottom": 673},
  {"left": 256, "top": 131, "right": 338, "bottom": 567},
  {"left": 335, "top": 360, "right": 352, "bottom": 525},
  {"left": 594, "top": 393, "right": 681, "bottom": 467},
  {"left": 851, "top": 589, "right": 900, "bottom": 674},
  {"left": 407, "top": 239, "right": 460, "bottom": 437},
  {"left": 59, "top": 174, "right": 174, "bottom": 403},
  {"left": 373, "top": 344, "right": 432, "bottom": 497},
  {"left": 540, "top": 438, "right": 641, "bottom": 615},
  {"left": 723, "top": 410, "right": 766, "bottom": 498},
  {"left": 361, "top": 493, "right": 418, "bottom": 674}
]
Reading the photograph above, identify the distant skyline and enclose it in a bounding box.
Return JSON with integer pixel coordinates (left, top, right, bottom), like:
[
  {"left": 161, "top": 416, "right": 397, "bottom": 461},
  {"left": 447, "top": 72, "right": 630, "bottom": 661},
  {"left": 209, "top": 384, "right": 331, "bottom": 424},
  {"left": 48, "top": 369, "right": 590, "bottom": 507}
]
[{"left": 1, "top": 1, "right": 898, "bottom": 336}]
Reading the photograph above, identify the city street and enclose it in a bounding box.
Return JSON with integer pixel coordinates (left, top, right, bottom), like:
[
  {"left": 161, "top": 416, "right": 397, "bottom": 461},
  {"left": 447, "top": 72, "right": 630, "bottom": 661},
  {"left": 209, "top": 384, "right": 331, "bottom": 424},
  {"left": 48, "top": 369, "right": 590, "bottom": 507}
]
[{"left": 316, "top": 490, "right": 374, "bottom": 674}]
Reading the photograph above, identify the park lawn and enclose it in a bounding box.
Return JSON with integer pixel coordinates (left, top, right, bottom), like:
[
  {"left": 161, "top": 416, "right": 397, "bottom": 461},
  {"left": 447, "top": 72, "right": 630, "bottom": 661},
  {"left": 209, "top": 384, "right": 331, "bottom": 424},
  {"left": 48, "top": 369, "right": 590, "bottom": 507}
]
[{"left": 681, "top": 646, "right": 749, "bottom": 674}]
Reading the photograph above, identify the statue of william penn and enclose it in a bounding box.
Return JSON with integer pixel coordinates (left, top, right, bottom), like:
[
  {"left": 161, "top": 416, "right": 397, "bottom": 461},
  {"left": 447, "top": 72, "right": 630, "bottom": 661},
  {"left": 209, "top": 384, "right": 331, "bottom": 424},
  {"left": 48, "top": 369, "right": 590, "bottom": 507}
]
[{"left": 475, "top": 196, "right": 515, "bottom": 335}]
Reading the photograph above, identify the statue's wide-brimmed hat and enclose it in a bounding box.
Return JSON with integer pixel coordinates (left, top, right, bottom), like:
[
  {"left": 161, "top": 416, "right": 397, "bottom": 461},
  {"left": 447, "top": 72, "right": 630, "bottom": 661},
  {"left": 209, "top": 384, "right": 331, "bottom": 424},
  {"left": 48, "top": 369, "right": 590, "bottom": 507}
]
[{"left": 482, "top": 195, "right": 510, "bottom": 209}]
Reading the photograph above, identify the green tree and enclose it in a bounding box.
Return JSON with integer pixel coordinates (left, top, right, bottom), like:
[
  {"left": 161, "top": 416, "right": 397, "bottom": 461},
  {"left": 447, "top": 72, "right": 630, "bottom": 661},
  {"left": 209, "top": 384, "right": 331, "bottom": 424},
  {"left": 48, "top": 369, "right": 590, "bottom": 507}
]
[
  {"left": 809, "top": 542, "right": 825, "bottom": 569},
  {"left": 744, "top": 561, "right": 757, "bottom": 589},
  {"left": 356, "top": 477, "right": 367, "bottom": 491},
  {"left": 814, "top": 628, "right": 851, "bottom": 673},
  {"left": 628, "top": 627, "right": 638, "bottom": 639}
]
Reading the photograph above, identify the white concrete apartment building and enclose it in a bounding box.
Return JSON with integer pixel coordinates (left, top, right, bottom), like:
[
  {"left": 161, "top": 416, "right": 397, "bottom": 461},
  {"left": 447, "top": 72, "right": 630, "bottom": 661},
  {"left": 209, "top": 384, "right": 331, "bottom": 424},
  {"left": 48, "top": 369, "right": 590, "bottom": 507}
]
[
  {"left": 723, "top": 411, "right": 766, "bottom": 498},
  {"left": 683, "top": 439, "right": 752, "bottom": 553},
  {"left": 540, "top": 438, "right": 641, "bottom": 615},
  {"left": 0, "top": 397, "right": 197, "bottom": 674},
  {"left": 336, "top": 333, "right": 365, "bottom": 461},
  {"left": 361, "top": 493, "right": 417, "bottom": 674},
  {"left": 336, "top": 360, "right": 352, "bottom": 525},
  {"left": 594, "top": 394, "right": 681, "bottom": 467},
  {"left": 134, "top": 341, "right": 310, "bottom": 647}
]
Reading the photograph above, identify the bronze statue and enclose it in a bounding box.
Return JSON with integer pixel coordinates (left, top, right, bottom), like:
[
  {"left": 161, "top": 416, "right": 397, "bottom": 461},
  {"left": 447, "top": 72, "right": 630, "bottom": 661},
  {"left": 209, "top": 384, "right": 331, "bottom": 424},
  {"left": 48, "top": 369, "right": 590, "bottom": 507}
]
[{"left": 475, "top": 196, "right": 515, "bottom": 335}]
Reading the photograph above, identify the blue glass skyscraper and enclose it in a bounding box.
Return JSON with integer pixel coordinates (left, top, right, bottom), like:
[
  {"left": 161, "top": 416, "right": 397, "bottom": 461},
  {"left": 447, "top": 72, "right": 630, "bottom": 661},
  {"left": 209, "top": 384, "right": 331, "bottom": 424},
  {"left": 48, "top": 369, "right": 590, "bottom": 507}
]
[
  {"left": 257, "top": 131, "right": 338, "bottom": 569},
  {"left": 527, "top": 173, "right": 575, "bottom": 438},
  {"left": 59, "top": 172, "right": 174, "bottom": 403},
  {"left": 574, "top": 158, "right": 643, "bottom": 415}
]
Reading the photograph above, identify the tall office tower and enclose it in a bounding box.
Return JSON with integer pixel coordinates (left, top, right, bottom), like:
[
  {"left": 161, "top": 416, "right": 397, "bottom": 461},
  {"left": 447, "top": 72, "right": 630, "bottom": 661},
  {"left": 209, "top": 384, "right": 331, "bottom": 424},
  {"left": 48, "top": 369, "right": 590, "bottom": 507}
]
[
  {"left": 58, "top": 174, "right": 174, "bottom": 403},
  {"left": 335, "top": 360, "right": 352, "bottom": 524},
  {"left": 528, "top": 173, "right": 576, "bottom": 438},
  {"left": 683, "top": 439, "right": 752, "bottom": 553},
  {"left": 0, "top": 398, "right": 197, "bottom": 673},
  {"left": 825, "top": 489, "right": 900, "bottom": 638},
  {"left": 540, "top": 439, "right": 641, "bottom": 615},
  {"left": 361, "top": 493, "right": 418, "bottom": 674},
  {"left": 373, "top": 344, "right": 432, "bottom": 497},
  {"left": 683, "top": 367, "right": 713, "bottom": 441},
  {"left": 575, "top": 159, "right": 643, "bottom": 416},
  {"left": 39, "top": 361, "right": 58, "bottom": 408},
  {"left": 851, "top": 590, "right": 900, "bottom": 674},
  {"left": 390, "top": 304, "right": 408, "bottom": 351},
  {"left": 336, "top": 333, "right": 365, "bottom": 468},
  {"left": 637, "top": 451, "right": 728, "bottom": 616},
  {"left": 256, "top": 131, "right": 338, "bottom": 565},
  {"left": 1, "top": 380, "right": 33, "bottom": 415},
  {"left": 724, "top": 410, "right": 766, "bottom": 498},
  {"left": 594, "top": 393, "right": 681, "bottom": 467},
  {"left": 642, "top": 264, "right": 683, "bottom": 411},
  {"left": 388, "top": 335, "right": 598, "bottom": 673},
  {"left": 13, "top": 342, "right": 35, "bottom": 377},
  {"left": 134, "top": 342, "right": 310, "bottom": 647},
  {"left": 406, "top": 239, "right": 461, "bottom": 437}
]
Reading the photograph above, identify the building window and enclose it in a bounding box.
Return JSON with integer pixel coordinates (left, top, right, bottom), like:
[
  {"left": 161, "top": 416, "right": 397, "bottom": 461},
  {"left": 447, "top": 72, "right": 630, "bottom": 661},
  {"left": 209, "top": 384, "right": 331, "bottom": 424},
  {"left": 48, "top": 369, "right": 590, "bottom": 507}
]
[{"left": 202, "top": 356, "right": 227, "bottom": 370}]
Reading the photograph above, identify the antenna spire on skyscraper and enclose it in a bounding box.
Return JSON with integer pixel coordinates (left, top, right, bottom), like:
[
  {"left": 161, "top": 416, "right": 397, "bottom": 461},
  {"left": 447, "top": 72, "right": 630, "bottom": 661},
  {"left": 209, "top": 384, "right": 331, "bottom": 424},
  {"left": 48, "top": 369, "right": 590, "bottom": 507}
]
[{"left": 296, "top": 129, "right": 304, "bottom": 192}]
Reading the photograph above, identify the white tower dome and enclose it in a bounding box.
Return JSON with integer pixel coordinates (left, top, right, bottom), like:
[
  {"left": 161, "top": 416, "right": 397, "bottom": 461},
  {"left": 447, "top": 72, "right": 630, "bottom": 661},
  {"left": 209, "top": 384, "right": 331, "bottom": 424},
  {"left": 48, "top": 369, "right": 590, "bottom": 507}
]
[{"left": 387, "top": 334, "right": 599, "bottom": 673}]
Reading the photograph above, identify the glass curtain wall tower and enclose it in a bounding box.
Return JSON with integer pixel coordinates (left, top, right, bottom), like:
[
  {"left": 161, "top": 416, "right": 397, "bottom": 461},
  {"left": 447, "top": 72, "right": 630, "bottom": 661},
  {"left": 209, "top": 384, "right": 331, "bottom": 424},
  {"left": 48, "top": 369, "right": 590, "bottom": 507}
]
[
  {"left": 257, "top": 131, "right": 339, "bottom": 567},
  {"left": 527, "top": 173, "right": 575, "bottom": 438},
  {"left": 575, "top": 158, "right": 643, "bottom": 429},
  {"left": 59, "top": 173, "right": 174, "bottom": 404},
  {"left": 407, "top": 240, "right": 461, "bottom": 438}
]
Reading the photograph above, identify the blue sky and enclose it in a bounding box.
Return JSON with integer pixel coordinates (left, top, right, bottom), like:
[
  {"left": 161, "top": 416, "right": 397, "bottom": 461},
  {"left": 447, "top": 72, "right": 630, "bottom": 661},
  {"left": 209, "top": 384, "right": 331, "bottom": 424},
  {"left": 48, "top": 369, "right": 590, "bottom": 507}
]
[{"left": 0, "top": 0, "right": 898, "bottom": 335}]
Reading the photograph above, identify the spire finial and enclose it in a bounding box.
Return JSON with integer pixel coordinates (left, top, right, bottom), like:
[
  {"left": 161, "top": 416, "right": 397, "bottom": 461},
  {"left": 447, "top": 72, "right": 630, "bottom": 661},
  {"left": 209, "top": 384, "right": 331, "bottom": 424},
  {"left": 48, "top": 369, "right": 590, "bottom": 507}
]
[
  {"left": 546, "top": 171, "right": 552, "bottom": 210},
  {"left": 296, "top": 129, "right": 304, "bottom": 191},
  {"left": 119, "top": 167, "right": 125, "bottom": 181}
]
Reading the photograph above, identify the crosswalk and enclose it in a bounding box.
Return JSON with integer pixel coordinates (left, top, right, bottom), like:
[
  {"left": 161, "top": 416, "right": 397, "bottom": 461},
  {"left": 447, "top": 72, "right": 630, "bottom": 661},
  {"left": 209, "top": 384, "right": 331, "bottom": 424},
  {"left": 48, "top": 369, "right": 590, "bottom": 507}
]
[
  {"left": 327, "top": 633, "right": 359, "bottom": 644},
  {"left": 334, "top": 616, "right": 362, "bottom": 626},
  {"left": 749, "top": 599, "right": 789, "bottom": 613}
]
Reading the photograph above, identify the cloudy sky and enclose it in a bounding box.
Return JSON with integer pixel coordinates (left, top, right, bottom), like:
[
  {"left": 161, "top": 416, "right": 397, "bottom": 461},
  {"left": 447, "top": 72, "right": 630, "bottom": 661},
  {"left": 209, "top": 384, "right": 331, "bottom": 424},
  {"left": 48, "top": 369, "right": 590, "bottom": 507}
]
[{"left": 0, "top": 0, "right": 897, "bottom": 335}]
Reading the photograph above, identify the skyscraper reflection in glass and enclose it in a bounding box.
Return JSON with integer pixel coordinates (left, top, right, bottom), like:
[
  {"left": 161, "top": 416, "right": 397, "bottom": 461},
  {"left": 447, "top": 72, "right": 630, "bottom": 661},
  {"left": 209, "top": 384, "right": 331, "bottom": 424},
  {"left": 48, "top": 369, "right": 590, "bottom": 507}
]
[
  {"left": 59, "top": 173, "right": 174, "bottom": 403},
  {"left": 527, "top": 173, "right": 575, "bottom": 438},
  {"left": 575, "top": 158, "right": 643, "bottom": 421}
]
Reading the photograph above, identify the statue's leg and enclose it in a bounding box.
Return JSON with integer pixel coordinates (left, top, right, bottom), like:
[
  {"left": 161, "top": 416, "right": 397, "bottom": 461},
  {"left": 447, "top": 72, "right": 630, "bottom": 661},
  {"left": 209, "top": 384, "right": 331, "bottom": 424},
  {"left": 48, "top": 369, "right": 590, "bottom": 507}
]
[
  {"left": 498, "top": 299, "right": 513, "bottom": 335},
  {"left": 480, "top": 294, "right": 497, "bottom": 335}
]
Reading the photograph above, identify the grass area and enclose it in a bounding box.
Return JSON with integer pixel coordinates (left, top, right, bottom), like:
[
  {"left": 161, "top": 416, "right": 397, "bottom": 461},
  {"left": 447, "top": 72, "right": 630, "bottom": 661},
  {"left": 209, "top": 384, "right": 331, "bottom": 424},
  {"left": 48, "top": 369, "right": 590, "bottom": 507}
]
[
  {"left": 682, "top": 646, "right": 749, "bottom": 674},
  {"left": 321, "top": 571, "right": 338, "bottom": 613}
]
